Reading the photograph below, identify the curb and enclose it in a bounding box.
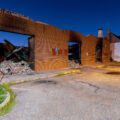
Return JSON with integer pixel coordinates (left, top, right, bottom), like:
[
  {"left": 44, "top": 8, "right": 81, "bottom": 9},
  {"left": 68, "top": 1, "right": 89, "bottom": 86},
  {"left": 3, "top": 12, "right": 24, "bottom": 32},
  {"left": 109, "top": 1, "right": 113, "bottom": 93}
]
[
  {"left": 6, "top": 70, "right": 82, "bottom": 85},
  {"left": 7, "top": 73, "right": 59, "bottom": 85}
]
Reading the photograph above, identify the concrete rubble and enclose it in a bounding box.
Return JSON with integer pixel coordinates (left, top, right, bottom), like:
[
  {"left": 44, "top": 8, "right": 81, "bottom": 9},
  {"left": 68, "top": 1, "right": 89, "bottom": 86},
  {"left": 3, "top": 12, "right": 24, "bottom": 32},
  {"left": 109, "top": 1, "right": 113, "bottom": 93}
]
[
  {"left": 68, "top": 60, "right": 81, "bottom": 69},
  {"left": 0, "top": 60, "right": 33, "bottom": 75},
  {"left": 0, "top": 40, "right": 33, "bottom": 75}
]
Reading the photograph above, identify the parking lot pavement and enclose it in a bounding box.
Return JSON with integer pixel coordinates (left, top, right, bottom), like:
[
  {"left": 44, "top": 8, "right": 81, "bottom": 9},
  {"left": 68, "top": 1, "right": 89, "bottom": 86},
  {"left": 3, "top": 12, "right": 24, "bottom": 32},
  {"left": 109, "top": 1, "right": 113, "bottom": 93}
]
[{"left": 1, "top": 68, "right": 120, "bottom": 120}]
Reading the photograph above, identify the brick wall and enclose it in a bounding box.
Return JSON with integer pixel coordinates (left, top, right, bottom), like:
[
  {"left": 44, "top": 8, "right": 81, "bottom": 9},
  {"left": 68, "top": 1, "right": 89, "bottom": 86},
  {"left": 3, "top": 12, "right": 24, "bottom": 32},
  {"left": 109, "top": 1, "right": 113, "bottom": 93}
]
[
  {"left": 34, "top": 25, "right": 69, "bottom": 71},
  {"left": 28, "top": 36, "right": 35, "bottom": 69},
  {"left": 0, "top": 12, "right": 69, "bottom": 71},
  {"left": 68, "top": 30, "right": 97, "bottom": 65},
  {"left": 0, "top": 12, "right": 110, "bottom": 71},
  {"left": 81, "top": 35, "right": 97, "bottom": 65},
  {"left": 102, "top": 38, "right": 110, "bottom": 63},
  {"left": 0, "top": 13, "right": 36, "bottom": 35}
]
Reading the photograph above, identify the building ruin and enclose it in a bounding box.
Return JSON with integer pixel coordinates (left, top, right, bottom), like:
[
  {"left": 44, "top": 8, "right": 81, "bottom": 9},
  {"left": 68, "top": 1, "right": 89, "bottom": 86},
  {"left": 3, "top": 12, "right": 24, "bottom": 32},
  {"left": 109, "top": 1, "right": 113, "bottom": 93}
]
[{"left": 0, "top": 9, "right": 110, "bottom": 71}]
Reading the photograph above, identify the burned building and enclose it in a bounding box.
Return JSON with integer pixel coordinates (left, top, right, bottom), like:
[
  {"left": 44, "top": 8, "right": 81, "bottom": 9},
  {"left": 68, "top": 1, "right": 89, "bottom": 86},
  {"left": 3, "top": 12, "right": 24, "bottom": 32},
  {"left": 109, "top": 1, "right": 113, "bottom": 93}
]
[{"left": 0, "top": 9, "right": 110, "bottom": 71}]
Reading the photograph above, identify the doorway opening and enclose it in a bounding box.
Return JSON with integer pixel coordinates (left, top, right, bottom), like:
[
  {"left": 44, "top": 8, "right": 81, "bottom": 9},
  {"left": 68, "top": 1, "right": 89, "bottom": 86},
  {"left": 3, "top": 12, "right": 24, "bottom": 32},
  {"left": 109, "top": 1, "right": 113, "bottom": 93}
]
[
  {"left": 96, "top": 38, "right": 103, "bottom": 62},
  {"left": 69, "top": 42, "right": 81, "bottom": 68}
]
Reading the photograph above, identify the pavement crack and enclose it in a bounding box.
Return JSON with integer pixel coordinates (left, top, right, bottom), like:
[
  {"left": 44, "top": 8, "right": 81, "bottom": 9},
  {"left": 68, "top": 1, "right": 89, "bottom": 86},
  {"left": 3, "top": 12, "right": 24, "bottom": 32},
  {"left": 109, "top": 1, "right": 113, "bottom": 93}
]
[{"left": 78, "top": 81, "right": 100, "bottom": 93}]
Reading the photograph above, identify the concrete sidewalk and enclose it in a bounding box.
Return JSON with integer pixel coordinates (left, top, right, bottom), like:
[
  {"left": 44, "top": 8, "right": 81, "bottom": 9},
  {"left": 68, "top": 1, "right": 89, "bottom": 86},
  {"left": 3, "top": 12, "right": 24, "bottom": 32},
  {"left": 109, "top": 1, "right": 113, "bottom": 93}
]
[{"left": 1, "top": 68, "right": 72, "bottom": 84}]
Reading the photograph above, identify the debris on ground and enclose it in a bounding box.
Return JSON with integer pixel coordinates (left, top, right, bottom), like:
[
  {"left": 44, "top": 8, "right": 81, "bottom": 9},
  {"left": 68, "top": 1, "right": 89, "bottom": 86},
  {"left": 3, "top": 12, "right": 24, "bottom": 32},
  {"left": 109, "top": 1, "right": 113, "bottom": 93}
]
[
  {"left": 0, "top": 40, "right": 32, "bottom": 75},
  {"left": 68, "top": 60, "right": 81, "bottom": 69},
  {"left": 0, "top": 60, "right": 33, "bottom": 75}
]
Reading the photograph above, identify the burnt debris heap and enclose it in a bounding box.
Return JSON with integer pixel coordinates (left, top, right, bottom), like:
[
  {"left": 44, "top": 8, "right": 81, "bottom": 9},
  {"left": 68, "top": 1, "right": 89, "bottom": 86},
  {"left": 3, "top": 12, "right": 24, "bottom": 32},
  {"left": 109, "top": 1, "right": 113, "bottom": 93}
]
[{"left": 0, "top": 40, "right": 32, "bottom": 75}]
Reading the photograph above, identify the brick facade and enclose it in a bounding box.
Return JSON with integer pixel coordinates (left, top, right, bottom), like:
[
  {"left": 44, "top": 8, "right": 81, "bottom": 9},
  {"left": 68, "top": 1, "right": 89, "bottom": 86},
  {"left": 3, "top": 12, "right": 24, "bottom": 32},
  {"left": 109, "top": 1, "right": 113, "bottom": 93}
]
[
  {"left": 0, "top": 11, "right": 110, "bottom": 71},
  {"left": 68, "top": 30, "right": 98, "bottom": 65},
  {"left": 34, "top": 25, "right": 69, "bottom": 71},
  {"left": 102, "top": 38, "right": 110, "bottom": 63}
]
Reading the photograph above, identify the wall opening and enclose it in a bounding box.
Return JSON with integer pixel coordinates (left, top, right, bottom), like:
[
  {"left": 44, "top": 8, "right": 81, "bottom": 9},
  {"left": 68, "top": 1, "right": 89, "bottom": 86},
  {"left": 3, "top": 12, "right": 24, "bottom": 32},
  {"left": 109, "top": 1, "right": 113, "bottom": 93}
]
[
  {"left": 69, "top": 42, "right": 81, "bottom": 64},
  {"left": 0, "top": 31, "right": 34, "bottom": 74},
  {"left": 96, "top": 38, "right": 103, "bottom": 62}
]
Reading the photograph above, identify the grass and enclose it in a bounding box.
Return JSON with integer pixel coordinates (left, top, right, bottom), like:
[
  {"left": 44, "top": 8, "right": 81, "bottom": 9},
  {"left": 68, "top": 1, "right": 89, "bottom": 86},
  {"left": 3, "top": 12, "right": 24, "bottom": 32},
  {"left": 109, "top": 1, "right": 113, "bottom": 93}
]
[
  {"left": 0, "top": 85, "right": 7, "bottom": 95},
  {"left": 0, "top": 96, "right": 6, "bottom": 104},
  {"left": 7, "top": 79, "right": 33, "bottom": 86},
  {"left": 0, "top": 85, "right": 7, "bottom": 104},
  {"left": 0, "top": 83, "right": 17, "bottom": 116}
]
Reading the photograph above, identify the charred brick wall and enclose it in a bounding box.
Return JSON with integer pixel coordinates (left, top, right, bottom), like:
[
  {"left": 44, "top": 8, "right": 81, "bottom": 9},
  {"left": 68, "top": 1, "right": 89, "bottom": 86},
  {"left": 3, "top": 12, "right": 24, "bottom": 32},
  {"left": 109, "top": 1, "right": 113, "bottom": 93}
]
[
  {"left": 102, "top": 38, "right": 110, "bottom": 63},
  {"left": 68, "top": 30, "right": 97, "bottom": 65},
  {"left": 0, "top": 12, "right": 69, "bottom": 71},
  {"left": 28, "top": 36, "right": 35, "bottom": 69},
  {"left": 81, "top": 35, "right": 97, "bottom": 65},
  {"left": 0, "top": 12, "right": 110, "bottom": 71},
  {"left": 34, "top": 25, "right": 69, "bottom": 71},
  {"left": 0, "top": 13, "right": 36, "bottom": 35}
]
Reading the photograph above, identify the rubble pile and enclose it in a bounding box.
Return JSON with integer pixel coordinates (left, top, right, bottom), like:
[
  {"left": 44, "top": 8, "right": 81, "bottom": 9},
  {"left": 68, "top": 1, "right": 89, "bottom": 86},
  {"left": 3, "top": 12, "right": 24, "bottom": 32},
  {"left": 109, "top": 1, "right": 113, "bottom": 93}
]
[
  {"left": 0, "top": 40, "right": 33, "bottom": 75},
  {"left": 68, "top": 60, "right": 81, "bottom": 69},
  {"left": 0, "top": 60, "right": 33, "bottom": 75}
]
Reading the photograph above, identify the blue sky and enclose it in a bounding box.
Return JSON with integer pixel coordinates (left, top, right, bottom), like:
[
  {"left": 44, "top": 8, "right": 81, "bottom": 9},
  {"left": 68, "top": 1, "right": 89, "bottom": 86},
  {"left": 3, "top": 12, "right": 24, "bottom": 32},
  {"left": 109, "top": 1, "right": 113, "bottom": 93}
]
[{"left": 0, "top": 0, "right": 120, "bottom": 46}]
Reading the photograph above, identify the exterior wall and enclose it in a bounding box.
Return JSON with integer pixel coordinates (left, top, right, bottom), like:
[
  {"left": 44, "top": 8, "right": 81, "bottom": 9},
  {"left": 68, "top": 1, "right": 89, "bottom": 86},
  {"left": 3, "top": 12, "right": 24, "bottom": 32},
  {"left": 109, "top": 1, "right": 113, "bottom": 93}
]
[
  {"left": 81, "top": 35, "right": 97, "bottom": 65},
  {"left": 105, "top": 33, "right": 120, "bottom": 43},
  {"left": 0, "top": 12, "right": 68, "bottom": 71},
  {"left": 34, "top": 25, "right": 68, "bottom": 71},
  {"left": 0, "top": 12, "right": 36, "bottom": 35},
  {"left": 0, "top": 11, "right": 111, "bottom": 71},
  {"left": 96, "top": 38, "right": 103, "bottom": 62},
  {"left": 69, "top": 31, "right": 110, "bottom": 65},
  {"left": 110, "top": 43, "right": 120, "bottom": 62},
  {"left": 110, "top": 43, "right": 115, "bottom": 60},
  {"left": 102, "top": 38, "right": 110, "bottom": 63},
  {"left": 105, "top": 33, "right": 119, "bottom": 62},
  {"left": 68, "top": 30, "right": 97, "bottom": 65},
  {"left": 28, "top": 36, "right": 35, "bottom": 69}
]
